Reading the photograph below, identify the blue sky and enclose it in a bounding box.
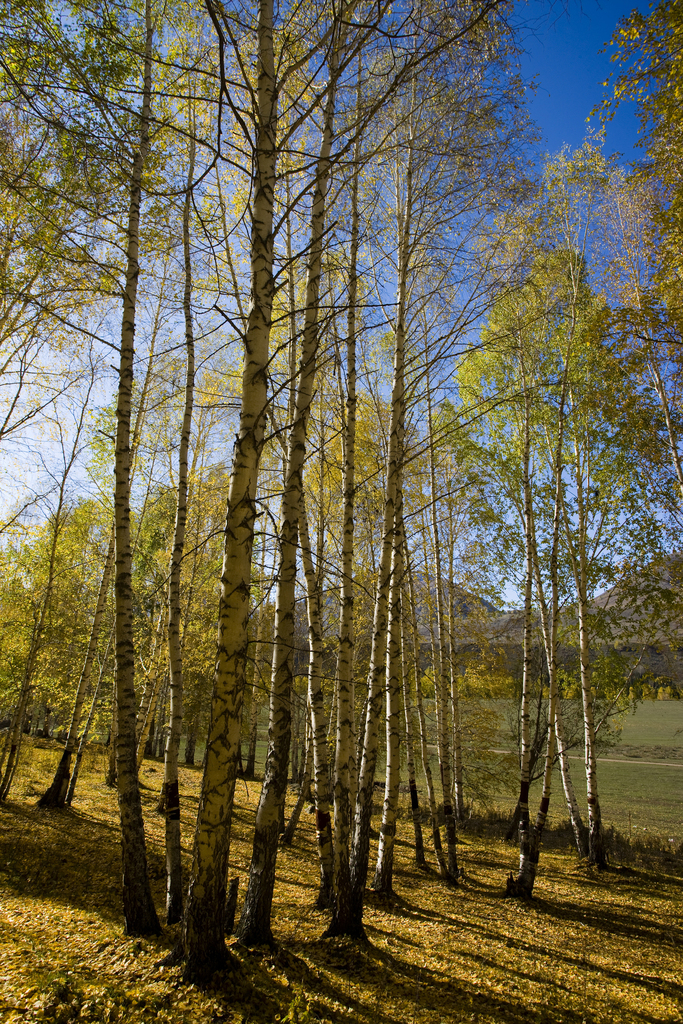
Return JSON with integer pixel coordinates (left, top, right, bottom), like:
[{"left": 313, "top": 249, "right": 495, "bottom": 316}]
[{"left": 519, "top": 0, "right": 647, "bottom": 163}]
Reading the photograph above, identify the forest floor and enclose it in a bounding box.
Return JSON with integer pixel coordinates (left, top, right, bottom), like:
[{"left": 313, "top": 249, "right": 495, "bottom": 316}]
[{"left": 1, "top": 740, "right": 682, "bottom": 1024}]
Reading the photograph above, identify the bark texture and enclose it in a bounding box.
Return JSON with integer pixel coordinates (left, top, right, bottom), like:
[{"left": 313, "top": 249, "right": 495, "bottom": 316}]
[
  {"left": 183, "top": 0, "right": 277, "bottom": 978},
  {"left": 345, "top": 113, "right": 411, "bottom": 935},
  {"left": 112, "top": 0, "right": 160, "bottom": 935},
  {"left": 372, "top": 477, "right": 404, "bottom": 894},
  {"left": 329, "top": 60, "right": 361, "bottom": 936},
  {"left": 237, "top": 39, "right": 339, "bottom": 945},
  {"left": 299, "top": 501, "right": 334, "bottom": 905}
]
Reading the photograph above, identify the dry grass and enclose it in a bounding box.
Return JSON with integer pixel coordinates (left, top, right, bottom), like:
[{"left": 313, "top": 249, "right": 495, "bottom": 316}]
[{"left": 0, "top": 738, "right": 682, "bottom": 1024}]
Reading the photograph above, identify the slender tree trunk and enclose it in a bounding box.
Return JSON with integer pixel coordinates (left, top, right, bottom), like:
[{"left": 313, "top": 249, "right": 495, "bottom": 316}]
[
  {"left": 555, "top": 394, "right": 607, "bottom": 868},
  {"left": 510, "top": 333, "right": 570, "bottom": 898},
  {"left": 237, "top": 42, "right": 340, "bottom": 945},
  {"left": 136, "top": 606, "right": 165, "bottom": 750},
  {"left": 648, "top": 350, "right": 683, "bottom": 497},
  {"left": 246, "top": 538, "right": 269, "bottom": 779},
  {"left": 400, "top": 594, "right": 425, "bottom": 867},
  {"left": 162, "top": 133, "right": 196, "bottom": 924},
  {"left": 66, "top": 630, "right": 113, "bottom": 805},
  {"left": 299, "top": 498, "right": 334, "bottom": 906},
  {"left": 446, "top": 514, "right": 464, "bottom": 822},
  {"left": 182, "top": 0, "right": 277, "bottom": 975},
  {"left": 372, "top": 472, "right": 404, "bottom": 894},
  {"left": 282, "top": 719, "right": 313, "bottom": 845},
  {"left": 424, "top": 357, "right": 458, "bottom": 880},
  {"left": 406, "top": 549, "right": 447, "bottom": 877},
  {"left": 507, "top": 375, "right": 534, "bottom": 894},
  {"left": 106, "top": 672, "right": 117, "bottom": 788},
  {"left": 571, "top": 468, "right": 606, "bottom": 867},
  {"left": 0, "top": 618, "right": 37, "bottom": 800},
  {"left": 137, "top": 661, "right": 164, "bottom": 768},
  {"left": 2, "top": 364, "right": 96, "bottom": 801},
  {"left": 112, "top": 0, "right": 160, "bottom": 935},
  {"left": 2, "top": 413, "right": 95, "bottom": 800},
  {"left": 291, "top": 689, "right": 301, "bottom": 783},
  {"left": 184, "top": 727, "right": 197, "bottom": 766},
  {"left": 329, "top": 59, "right": 361, "bottom": 935},
  {"left": 554, "top": 701, "right": 589, "bottom": 858},
  {"left": 39, "top": 262, "right": 165, "bottom": 810},
  {"left": 38, "top": 530, "right": 115, "bottom": 808},
  {"left": 578, "top": 599, "right": 606, "bottom": 866},
  {"left": 344, "top": 111, "right": 412, "bottom": 937}
]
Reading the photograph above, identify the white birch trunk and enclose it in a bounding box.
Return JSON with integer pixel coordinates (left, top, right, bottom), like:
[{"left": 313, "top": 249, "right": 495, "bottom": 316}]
[
  {"left": 298, "top": 497, "right": 334, "bottom": 904},
  {"left": 399, "top": 569, "right": 425, "bottom": 866},
  {"left": 237, "top": 33, "right": 339, "bottom": 946},
  {"left": 406, "top": 553, "right": 447, "bottom": 877},
  {"left": 183, "top": 0, "right": 278, "bottom": 978},
  {"left": 424, "top": 361, "right": 459, "bottom": 878},
  {"left": 554, "top": 701, "right": 588, "bottom": 858},
  {"left": 346, "top": 118, "right": 412, "bottom": 934},
  {"left": 372, "top": 468, "right": 404, "bottom": 893},
  {"left": 507, "top": 369, "right": 535, "bottom": 894}
]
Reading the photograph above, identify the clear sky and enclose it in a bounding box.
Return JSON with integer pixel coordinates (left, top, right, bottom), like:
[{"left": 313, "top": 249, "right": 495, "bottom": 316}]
[{"left": 519, "top": 0, "right": 647, "bottom": 163}]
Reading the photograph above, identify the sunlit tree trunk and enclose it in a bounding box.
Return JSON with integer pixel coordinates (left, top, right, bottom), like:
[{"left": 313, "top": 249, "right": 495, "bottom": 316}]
[
  {"left": 111, "top": 0, "right": 160, "bottom": 935},
  {"left": 298, "top": 499, "right": 334, "bottom": 903},
  {"left": 246, "top": 539, "right": 269, "bottom": 779},
  {"left": 424, "top": 357, "right": 458, "bottom": 880},
  {"left": 510, "top": 336, "right": 571, "bottom": 898},
  {"left": 648, "top": 347, "right": 683, "bottom": 497},
  {"left": 182, "top": 0, "right": 278, "bottom": 979},
  {"left": 237, "top": 30, "right": 339, "bottom": 947},
  {"left": 559, "top": 440, "right": 606, "bottom": 868},
  {"left": 554, "top": 701, "right": 589, "bottom": 858},
  {"left": 507, "top": 368, "right": 534, "bottom": 894},
  {"left": 372, "top": 468, "right": 404, "bottom": 893},
  {"left": 445, "top": 507, "right": 464, "bottom": 822},
  {"left": 345, "top": 110, "right": 412, "bottom": 937},
  {"left": 106, "top": 673, "right": 117, "bottom": 788}
]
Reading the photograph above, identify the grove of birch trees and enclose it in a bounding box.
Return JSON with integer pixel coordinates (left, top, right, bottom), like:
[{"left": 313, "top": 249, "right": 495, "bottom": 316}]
[{"left": 1, "top": 0, "right": 682, "bottom": 983}]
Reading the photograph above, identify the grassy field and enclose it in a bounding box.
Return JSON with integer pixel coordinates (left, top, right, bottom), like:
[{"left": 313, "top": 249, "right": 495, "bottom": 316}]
[
  {"left": 613, "top": 700, "right": 683, "bottom": 758},
  {"left": 1, "top": 739, "right": 682, "bottom": 1024},
  {"left": 193, "top": 699, "right": 683, "bottom": 843},
  {"left": 474, "top": 700, "right": 683, "bottom": 842}
]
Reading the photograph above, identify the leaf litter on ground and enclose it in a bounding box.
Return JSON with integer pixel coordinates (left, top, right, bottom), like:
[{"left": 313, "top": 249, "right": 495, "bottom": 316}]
[{"left": 0, "top": 739, "right": 682, "bottom": 1024}]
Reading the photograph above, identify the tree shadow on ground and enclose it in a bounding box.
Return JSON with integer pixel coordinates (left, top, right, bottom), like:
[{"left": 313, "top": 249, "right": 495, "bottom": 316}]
[
  {"left": 361, "top": 872, "right": 683, "bottom": 1015},
  {"left": 531, "top": 888, "right": 683, "bottom": 947},
  {"left": 288, "top": 932, "right": 584, "bottom": 1024},
  {"left": 0, "top": 802, "right": 168, "bottom": 924}
]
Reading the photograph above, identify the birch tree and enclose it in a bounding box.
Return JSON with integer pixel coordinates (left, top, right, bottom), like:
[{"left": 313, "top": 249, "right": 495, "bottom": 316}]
[{"left": 237, "top": 10, "right": 345, "bottom": 945}]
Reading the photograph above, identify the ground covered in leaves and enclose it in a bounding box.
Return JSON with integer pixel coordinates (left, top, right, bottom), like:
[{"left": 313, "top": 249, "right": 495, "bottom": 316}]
[{"left": 1, "top": 740, "right": 682, "bottom": 1024}]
